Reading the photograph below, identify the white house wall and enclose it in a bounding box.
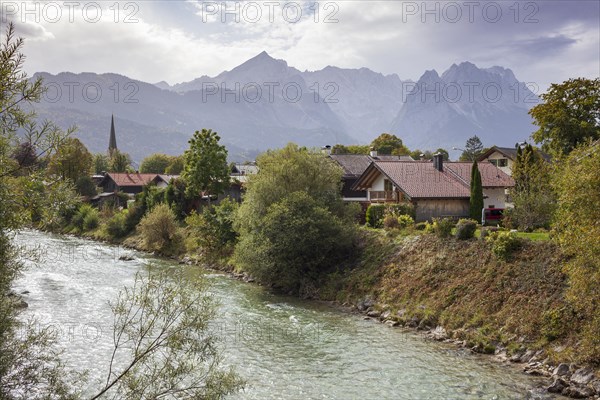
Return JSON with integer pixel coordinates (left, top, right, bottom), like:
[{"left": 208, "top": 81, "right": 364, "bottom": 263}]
[
  {"left": 483, "top": 188, "right": 507, "bottom": 209},
  {"left": 482, "top": 151, "right": 513, "bottom": 176}
]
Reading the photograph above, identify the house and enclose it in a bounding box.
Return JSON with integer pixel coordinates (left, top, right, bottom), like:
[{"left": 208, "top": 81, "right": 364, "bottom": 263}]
[
  {"left": 352, "top": 154, "right": 514, "bottom": 222},
  {"left": 478, "top": 145, "right": 550, "bottom": 176},
  {"left": 152, "top": 174, "right": 180, "bottom": 188},
  {"left": 98, "top": 172, "right": 158, "bottom": 195},
  {"left": 329, "top": 150, "right": 414, "bottom": 206},
  {"left": 228, "top": 163, "right": 259, "bottom": 202}
]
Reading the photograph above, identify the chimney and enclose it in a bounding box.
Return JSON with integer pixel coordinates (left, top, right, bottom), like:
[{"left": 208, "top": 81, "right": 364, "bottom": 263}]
[
  {"left": 369, "top": 147, "right": 378, "bottom": 158},
  {"left": 433, "top": 152, "right": 444, "bottom": 171},
  {"left": 321, "top": 145, "right": 332, "bottom": 156}
]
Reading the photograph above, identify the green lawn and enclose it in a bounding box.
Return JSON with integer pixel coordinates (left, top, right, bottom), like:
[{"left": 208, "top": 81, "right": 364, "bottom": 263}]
[{"left": 514, "top": 231, "right": 551, "bottom": 241}]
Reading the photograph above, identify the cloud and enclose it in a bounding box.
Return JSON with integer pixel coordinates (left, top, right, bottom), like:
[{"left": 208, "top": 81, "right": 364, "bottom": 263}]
[{"left": 6, "top": 0, "right": 598, "bottom": 91}]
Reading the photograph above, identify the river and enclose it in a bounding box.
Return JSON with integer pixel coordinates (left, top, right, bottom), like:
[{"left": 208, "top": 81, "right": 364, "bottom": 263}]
[{"left": 12, "top": 230, "right": 561, "bottom": 399}]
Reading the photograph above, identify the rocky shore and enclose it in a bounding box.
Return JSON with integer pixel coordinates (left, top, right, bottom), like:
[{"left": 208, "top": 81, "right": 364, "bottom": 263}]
[{"left": 352, "top": 297, "right": 600, "bottom": 399}]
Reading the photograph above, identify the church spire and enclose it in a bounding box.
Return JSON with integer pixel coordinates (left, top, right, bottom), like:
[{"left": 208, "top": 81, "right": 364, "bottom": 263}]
[{"left": 108, "top": 114, "right": 117, "bottom": 156}]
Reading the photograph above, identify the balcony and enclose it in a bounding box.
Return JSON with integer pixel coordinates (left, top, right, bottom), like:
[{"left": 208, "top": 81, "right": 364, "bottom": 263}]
[{"left": 369, "top": 191, "right": 397, "bottom": 202}]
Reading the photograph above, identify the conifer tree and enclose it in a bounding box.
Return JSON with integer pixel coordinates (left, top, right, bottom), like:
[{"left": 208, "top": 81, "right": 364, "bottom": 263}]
[{"left": 469, "top": 160, "right": 484, "bottom": 221}]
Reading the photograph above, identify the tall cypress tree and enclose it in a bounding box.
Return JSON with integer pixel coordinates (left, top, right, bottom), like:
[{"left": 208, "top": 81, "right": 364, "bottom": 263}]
[{"left": 470, "top": 160, "right": 484, "bottom": 221}]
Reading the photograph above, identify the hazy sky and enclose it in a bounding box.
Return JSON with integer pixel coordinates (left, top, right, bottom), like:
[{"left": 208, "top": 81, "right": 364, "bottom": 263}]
[{"left": 4, "top": 0, "right": 599, "bottom": 91}]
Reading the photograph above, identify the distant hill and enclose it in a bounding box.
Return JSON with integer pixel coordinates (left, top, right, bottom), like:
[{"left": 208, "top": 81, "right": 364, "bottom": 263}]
[{"left": 33, "top": 53, "right": 539, "bottom": 162}]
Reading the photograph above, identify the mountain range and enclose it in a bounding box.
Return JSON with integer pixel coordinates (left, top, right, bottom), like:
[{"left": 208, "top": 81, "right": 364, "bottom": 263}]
[{"left": 33, "top": 52, "right": 539, "bottom": 162}]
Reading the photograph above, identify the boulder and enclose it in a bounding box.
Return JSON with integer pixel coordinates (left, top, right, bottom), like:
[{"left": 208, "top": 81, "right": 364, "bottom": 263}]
[
  {"left": 571, "top": 368, "right": 596, "bottom": 386},
  {"left": 118, "top": 255, "right": 135, "bottom": 261},
  {"left": 520, "top": 349, "right": 536, "bottom": 363},
  {"left": 380, "top": 310, "right": 391, "bottom": 320},
  {"left": 547, "top": 378, "right": 567, "bottom": 393},
  {"left": 430, "top": 326, "right": 448, "bottom": 341},
  {"left": 554, "top": 363, "right": 570, "bottom": 377},
  {"left": 563, "top": 385, "right": 595, "bottom": 399},
  {"left": 366, "top": 310, "right": 381, "bottom": 318}
]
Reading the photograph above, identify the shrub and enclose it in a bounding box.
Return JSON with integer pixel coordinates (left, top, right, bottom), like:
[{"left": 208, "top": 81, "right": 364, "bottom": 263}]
[
  {"left": 366, "top": 204, "right": 386, "bottom": 228},
  {"left": 82, "top": 209, "right": 99, "bottom": 231},
  {"left": 386, "top": 203, "right": 416, "bottom": 219},
  {"left": 431, "top": 217, "right": 454, "bottom": 238},
  {"left": 383, "top": 214, "right": 399, "bottom": 229},
  {"left": 125, "top": 202, "right": 145, "bottom": 233},
  {"left": 186, "top": 198, "right": 239, "bottom": 258},
  {"left": 397, "top": 214, "right": 414, "bottom": 230},
  {"left": 455, "top": 219, "right": 477, "bottom": 240},
  {"left": 486, "top": 231, "right": 522, "bottom": 261},
  {"left": 138, "top": 203, "right": 180, "bottom": 253},
  {"left": 106, "top": 211, "right": 128, "bottom": 238},
  {"left": 72, "top": 204, "right": 95, "bottom": 230},
  {"left": 415, "top": 222, "right": 428, "bottom": 231}
]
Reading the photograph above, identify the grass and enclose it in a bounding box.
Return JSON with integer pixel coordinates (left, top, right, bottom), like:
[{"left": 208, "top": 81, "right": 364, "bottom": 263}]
[
  {"left": 515, "top": 231, "right": 551, "bottom": 241},
  {"left": 319, "top": 228, "right": 573, "bottom": 362}
]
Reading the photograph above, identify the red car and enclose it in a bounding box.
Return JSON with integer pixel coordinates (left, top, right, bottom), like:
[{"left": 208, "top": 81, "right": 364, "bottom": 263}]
[{"left": 483, "top": 208, "right": 504, "bottom": 225}]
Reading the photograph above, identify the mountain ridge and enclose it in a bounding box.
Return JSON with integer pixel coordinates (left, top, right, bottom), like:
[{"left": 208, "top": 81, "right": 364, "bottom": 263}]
[{"left": 32, "top": 52, "right": 539, "bottom": 161}]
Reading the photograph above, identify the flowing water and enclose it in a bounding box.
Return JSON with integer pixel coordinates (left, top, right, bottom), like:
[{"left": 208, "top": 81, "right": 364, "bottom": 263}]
[{"left": 13, "top": 230, "right": 562, "bottom": 399}]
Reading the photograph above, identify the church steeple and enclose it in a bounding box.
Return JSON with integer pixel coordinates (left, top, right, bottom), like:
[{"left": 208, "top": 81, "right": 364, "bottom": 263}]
[{"left": 108, "top": 114, "right": 117, "bottom": 156}]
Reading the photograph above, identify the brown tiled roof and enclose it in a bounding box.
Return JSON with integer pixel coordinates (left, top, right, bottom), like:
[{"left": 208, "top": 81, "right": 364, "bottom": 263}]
[
  {"left": 445, "top": 162, "right": 514, "bottom": 188},
  {"left": 330, "top": 154, "right": 414, "bottom": 177},
  {"left": 352, "top": 160, "right": 514, "bottom": 200},
  {"left": 478, "top": 145, "right": 551, "bottom": 162},
  {"left": 106, "top": 172, "right": 157, "bottom": 187}
]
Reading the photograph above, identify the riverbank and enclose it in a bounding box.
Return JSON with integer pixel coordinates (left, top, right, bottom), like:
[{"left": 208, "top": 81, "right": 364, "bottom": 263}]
[
  {"left": 319, "top": 230, "right": 600, "bottom": 399},
  {"left": 61, "top": 225, "right": 598, "bottom": 398}
]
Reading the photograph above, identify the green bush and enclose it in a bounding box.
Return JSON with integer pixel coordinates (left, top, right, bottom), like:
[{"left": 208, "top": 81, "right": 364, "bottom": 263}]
[
  {"left": 72, "top": 204, "right": 94, "bottom": 230},
  {"left": 186, "top": 198, "right": 239, "bottom": 258},
  {"left": 82, "top": 209, "right": 99, "bottom": 231},
  {"left": 125, "top": 202, "right": 145, "bottom": 233},
  {"left": 106, "top": 211, "right": 128, "bottom": 238},
  {"left": 138, "top": 203, "right": 181, "bottom": 254},
  {"left": 386, "top": 203, "right": 416, "bottom": 219},
  {"left": 367, "top": 203, "right": 415, "bottom": 228},
  {"left": 431, "top": 218, "right": 454, "bottom": 238},
  {"left": 486, "top": 231, "right": 522, "bottom": 261},
  {"left": 455, "top": 219, "right": 477, "bottom": 240},
  {"left": 366, "top": 204, "right": 386, "bottom": 228},
  {"left": 397, "top": 214, "right": 414, "bottom": 229}
]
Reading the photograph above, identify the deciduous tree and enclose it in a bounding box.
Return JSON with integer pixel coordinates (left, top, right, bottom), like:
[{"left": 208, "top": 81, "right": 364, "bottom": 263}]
[
  {"left": 140, "top": 153, "right": 173, "bottom": 174},
  {"left": 370, "top": 133, "right": 410, "bottom": 155},
  {"left": 530, "top": 77, "right": 600, "bottom": 156},
  {"left": 182, "top": 129, "right": 229, "bottom": 198}
]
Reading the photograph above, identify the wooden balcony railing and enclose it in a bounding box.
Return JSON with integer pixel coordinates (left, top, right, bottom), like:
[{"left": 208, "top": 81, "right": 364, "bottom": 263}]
[{"left": 369, "top": 191, "right": 397, "bottom": 202}]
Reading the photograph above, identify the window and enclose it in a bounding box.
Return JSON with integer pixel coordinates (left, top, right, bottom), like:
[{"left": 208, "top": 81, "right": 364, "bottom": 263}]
[
  {"left": 489, "top": 159, "right": 498, "bottom": 166},
  {"left": 497, "top": 159, "right": 508, "bottom": 167},
  {"left": 384, "top": 179, "right": 393, "bottom": 192}
]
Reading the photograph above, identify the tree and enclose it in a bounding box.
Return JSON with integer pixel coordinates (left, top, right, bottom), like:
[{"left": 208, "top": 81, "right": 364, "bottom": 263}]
[
  {"left": 552, "top": 140, "right": 600, "bottom": 362},
  {"left": 186, "top": 198, "right": 239, "bottom": 259},
  {"left": 140, "top": 153, "right": 173, "bottom": 174},
  {"left": 370, "top": 133, "right": 410, "bottom": 155},
  {"left": 1, "top": 22, "right": 79, "bottom": 397},
  {"left": 11, "top": 141, "right": 37, "bottom": 173},
  {"left": 469, "top": 160, "right": 484, "bottom": 221},
  {"left": 509, "top": 144, "right": 555, "bottom": 230},
  {"left": 75, "top": 175, "right": 97, "bottom": 197},
  {"left": 182, "top": 129, "right": 229, "bottom": 198},
  {"left": 89, "top": 271, "right": 244, "bottom": 399},
  {"left": 47, "top": 137, "right": 92, "bottom": 182},
  {"left": 435, "top": 148, "right": 449, "bottom": 161},
  {"left": 234, "top": 144, "right": 357, "bottom": 295},
  {"left": 331, "top": 144, "right": 370, "bottom": 155},
  {"left": 530, "top": 77, "right": 600, "bottom": 156},
  {"left": 459, "top": 135, "right": 485, "bottom": 161},
  {"left": 92, "top": 153, "right": 109, "bottom": 174},
  {"left": 109, "top": 149, "right": 131, "bottom": 172},
  {"left": 165, "top": 155, "right": 184, "bottom": 174}
]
